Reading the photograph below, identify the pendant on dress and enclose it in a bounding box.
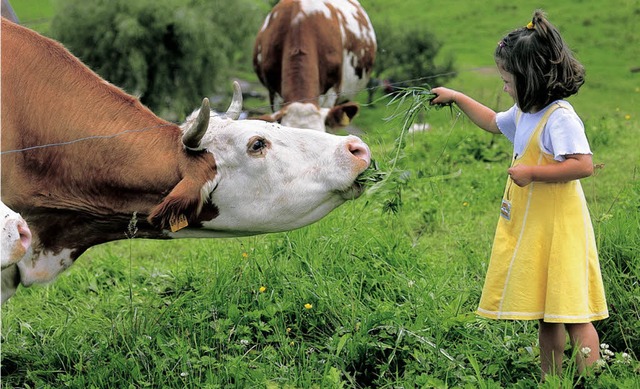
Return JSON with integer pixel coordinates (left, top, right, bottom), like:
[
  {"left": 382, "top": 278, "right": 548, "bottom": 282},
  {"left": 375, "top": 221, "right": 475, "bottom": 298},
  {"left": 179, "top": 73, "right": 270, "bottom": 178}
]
[{"left": 500, "top": 199, "right": 512, "bottom": 221}]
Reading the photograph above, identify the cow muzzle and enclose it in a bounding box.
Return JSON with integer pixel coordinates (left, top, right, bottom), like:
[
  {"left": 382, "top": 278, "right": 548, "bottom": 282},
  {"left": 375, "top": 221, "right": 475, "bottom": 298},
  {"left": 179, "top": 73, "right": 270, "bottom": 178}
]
[
  {"left": 346, "top": 137, "right": 371, "bottom": 168},
  {"left": 1, "top": 216, "right": 32, "bottom": 269},
  {"left": 337, "top": 136, "right": 372, "bottom": 200}
]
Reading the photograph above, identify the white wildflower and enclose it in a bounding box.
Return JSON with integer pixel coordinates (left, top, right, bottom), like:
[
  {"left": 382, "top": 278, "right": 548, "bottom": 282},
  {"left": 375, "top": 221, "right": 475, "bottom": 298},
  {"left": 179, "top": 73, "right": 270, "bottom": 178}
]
[
  {"left": 619, "top": 352, "right": 632, "bottom": 365},
  {"left": 594, "top": 359, "right": 607, "bottom": 369},
  {"left": 580, "top": 346, "right": 591, "bottom": 358}
]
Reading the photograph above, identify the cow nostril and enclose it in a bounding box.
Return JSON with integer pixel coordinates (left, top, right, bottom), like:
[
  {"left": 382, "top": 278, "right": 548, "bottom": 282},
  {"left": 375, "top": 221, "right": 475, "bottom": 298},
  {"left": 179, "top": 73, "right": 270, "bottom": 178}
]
[
  {"left": 18, "top": 222, "right": 32, "bottom": 250},
  {"left": 347, "top": 140, "right": 371, "bottom": 165}
]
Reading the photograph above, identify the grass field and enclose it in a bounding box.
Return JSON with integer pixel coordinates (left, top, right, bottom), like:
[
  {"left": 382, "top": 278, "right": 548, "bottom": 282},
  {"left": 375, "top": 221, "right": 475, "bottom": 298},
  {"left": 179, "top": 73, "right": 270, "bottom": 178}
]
[{"left": 2, "top": 0, "right": 639, "bottom": 387}]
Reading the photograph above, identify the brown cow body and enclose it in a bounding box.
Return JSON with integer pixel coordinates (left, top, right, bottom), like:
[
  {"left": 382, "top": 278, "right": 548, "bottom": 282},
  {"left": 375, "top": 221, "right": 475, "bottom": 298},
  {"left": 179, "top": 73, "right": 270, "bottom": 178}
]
[
  {"left": 2, "top": 18, "right": 201, "bottom": 248},
  {"left": 1, "top": 18, "right": 371, "bottom": 302},
  {"left": 253, "top": 0, "right": 376, "bottom": 131}
]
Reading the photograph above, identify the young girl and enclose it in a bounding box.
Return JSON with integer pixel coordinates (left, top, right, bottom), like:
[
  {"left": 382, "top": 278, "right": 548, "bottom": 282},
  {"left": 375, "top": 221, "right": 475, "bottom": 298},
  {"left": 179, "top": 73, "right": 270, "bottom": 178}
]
[{"left": 430, "top": 10, "right": 608, "bottom": 379}]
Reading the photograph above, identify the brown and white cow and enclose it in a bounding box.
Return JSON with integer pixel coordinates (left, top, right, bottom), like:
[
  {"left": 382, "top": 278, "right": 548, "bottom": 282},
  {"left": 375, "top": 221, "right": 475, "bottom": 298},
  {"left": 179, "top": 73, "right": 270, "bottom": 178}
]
[
  {"left": 1, "top": 201, "right": 32, "bottom": 269},
  {"left": 0, "top": 201, "right": 33, "bottom": 303},
  {"left": 1, "top": 18, "right": 371, "bottom": 303},
  {"left": 253, "top": 0, "right": 376, "bottom": 132}
]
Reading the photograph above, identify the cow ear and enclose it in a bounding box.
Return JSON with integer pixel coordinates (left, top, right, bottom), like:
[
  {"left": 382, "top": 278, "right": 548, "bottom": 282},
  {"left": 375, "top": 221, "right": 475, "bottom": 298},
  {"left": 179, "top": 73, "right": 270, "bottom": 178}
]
[
  {"left": 325, "top": 102, "right": 360, "bottom": 128},
  {"left": 148, "top": 178, "right": 202, "bottom": 231},
  {"left": 249, "top": 110, "right": 284, "bottom": 123}
]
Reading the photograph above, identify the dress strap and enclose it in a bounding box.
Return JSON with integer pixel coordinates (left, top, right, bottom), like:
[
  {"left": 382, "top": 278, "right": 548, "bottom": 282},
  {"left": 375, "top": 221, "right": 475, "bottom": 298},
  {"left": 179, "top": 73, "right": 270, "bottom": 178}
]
[
  {"left": 532, "top": 102, "right": 567, "bottom": 138},
  {"left": 520, "top": 102, "right": 567, "bottom": 157}
]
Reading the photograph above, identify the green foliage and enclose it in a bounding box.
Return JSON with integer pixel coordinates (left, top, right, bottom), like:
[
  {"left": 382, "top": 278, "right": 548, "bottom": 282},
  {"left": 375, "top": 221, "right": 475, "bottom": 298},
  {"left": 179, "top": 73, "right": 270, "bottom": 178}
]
[
  {"left": 50, "top": 0, "right": 266, "bottom": 119},
  {"left": 596, "top": 176, "right": 640, "bottom": 356},
  {"left": 7, "top": 0, "right": 54, "bottom": 33},
  {"left": 373, "top": 22, "right": 456, "bottom": 89}
]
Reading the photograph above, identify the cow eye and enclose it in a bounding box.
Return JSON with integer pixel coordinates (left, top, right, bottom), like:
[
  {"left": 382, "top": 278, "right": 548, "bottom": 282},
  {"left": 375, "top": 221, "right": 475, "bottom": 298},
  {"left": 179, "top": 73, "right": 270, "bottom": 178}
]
[
  {"left": 251, "top": 139, "right": 265, "bottom": 151},
  {"left": 247, "top": 136, "right": 269, "bottom": 156}
]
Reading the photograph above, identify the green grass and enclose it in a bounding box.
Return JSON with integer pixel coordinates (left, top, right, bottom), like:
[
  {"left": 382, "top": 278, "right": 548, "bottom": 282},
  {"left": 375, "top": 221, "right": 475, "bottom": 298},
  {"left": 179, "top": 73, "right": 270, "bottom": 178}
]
[
  {"left": 2, "top": 0, "right": 640, "bottom": 387},
  {"left": 6, "top": 0, "right": 54, "bottom": 33}
]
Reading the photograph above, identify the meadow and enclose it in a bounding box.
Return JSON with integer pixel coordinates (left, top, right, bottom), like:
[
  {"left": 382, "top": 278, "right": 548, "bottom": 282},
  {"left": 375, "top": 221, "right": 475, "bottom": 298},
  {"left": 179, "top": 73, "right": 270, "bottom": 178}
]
[{"left": 2, "top": 0, "right": 639, "bottom": 387}]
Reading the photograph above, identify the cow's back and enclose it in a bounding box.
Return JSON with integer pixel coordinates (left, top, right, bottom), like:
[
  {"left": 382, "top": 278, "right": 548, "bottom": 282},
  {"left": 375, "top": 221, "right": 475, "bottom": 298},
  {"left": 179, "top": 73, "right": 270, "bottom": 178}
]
[{"left": 1, "top": 18, "right": 167, "bottom": 147}]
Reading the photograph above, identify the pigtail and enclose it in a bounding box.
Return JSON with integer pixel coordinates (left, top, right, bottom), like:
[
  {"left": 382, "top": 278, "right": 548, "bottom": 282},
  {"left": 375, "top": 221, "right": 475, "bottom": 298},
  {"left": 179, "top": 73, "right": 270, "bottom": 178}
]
[{"left": 532, "top": 10, "right": 585, "bottom": 101}]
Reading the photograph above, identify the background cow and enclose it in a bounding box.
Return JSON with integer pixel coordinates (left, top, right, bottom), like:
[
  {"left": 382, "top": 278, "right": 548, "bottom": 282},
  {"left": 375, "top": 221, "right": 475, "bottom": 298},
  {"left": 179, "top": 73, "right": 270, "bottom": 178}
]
[
  {"left": 253, "top": 0, "right": 376, "bottom": 132},
  {"left": 1, "top": 18, "right": 371, "bottom": 302}
]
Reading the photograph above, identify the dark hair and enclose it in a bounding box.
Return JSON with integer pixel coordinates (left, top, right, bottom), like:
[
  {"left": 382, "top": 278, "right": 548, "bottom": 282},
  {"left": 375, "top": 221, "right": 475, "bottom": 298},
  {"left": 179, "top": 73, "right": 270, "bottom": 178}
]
[{"left": 495, "top": 10, "right": 585, "bottom": 113}]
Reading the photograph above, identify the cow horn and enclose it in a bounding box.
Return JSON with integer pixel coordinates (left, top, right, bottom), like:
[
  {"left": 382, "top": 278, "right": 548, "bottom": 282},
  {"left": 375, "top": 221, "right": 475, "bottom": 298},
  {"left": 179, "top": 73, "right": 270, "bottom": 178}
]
[
  {"left": 182, "top": 98, "right": 210, "bottom": 150},
  {"left": 224, "top": 81, "right": 243, "bottom": 120}
]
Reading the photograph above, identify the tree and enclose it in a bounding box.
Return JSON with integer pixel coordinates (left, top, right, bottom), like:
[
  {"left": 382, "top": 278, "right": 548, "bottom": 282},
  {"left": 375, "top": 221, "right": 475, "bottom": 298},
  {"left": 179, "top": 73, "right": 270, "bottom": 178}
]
[
  {"left": 51, "top": 0, "right": 267, "bottom": 119},
  {"left": 373, "top": 22, "right": 456, "bottom": 94}
]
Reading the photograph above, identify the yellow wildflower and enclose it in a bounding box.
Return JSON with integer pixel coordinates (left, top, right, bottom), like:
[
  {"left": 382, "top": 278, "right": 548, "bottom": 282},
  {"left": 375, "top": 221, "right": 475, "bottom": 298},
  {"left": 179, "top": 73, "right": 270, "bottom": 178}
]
[
  {"left": 304, "top": 303, "right": 313, "bottom": 310},
  {"left": 259, "top": 286, "right": 266, "bottom": 293}
]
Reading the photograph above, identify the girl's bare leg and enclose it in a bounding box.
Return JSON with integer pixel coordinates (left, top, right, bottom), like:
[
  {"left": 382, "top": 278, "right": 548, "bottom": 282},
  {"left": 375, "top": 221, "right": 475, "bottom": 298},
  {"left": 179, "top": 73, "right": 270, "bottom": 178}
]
[
  {"left": 539, "top": 320, "right": 566, "bottom": 379},
  {"left": 566, "top": 322, "right": 600, "bottom": 374}
]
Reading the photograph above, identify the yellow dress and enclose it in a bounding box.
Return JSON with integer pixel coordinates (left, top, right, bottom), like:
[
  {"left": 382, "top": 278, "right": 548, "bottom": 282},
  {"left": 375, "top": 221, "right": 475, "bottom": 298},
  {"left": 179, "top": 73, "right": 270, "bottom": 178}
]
[{"left": 477, "top": 103, "right": 608, "bottom": 323}]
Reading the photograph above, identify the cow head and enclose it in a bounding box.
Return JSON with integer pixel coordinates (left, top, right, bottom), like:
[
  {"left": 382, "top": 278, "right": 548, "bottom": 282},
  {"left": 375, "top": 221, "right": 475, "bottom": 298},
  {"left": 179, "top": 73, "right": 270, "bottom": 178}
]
[
  {"left": 150, "top": 82, "right": 371, "bottom": 236},
  {"left": 1, "top": 202, "right": 42, "bottom": 301},
  {"left": 254, "top": 101, "right": 360, "bottom": 132},
  {"left": 1, "top": 201, "right": 32, "bottom": 269}
]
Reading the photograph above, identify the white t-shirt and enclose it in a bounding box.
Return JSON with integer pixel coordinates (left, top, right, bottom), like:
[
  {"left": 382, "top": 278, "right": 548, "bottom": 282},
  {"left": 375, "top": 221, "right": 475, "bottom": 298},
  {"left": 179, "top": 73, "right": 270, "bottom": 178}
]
[{"left": 495, "top": 101, "right": 591, "bottom": 162}]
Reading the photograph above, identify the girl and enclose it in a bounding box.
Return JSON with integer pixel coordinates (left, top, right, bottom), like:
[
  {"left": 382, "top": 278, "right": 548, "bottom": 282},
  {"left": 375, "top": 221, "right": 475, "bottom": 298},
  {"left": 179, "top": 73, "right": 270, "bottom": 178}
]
[{"left": 430, "top": 10, "right": 608, "bottom": 379}]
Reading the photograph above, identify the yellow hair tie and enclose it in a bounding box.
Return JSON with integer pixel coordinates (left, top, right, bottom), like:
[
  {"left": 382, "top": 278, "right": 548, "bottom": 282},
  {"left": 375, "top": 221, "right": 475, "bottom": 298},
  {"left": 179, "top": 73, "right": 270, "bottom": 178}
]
[{"left": 526, "top": 21, "right": 535, "bottom": 30}]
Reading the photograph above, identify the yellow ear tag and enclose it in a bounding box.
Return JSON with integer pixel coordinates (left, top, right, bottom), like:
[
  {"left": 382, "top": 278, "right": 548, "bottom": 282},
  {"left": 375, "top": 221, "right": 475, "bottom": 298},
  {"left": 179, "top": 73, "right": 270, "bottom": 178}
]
[
  {"left": 169, "top": 214, "right": 189, "bottom": 232},
  {"left": 340, "top": 112, "right": 351, "bottom": 127}
]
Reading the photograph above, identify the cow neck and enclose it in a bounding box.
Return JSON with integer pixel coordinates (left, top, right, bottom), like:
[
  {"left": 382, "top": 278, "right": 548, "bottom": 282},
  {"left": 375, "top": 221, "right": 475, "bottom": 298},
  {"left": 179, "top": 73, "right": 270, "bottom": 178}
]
[{"left": 3, "top": 20, "right": 216, "bottom": 255}]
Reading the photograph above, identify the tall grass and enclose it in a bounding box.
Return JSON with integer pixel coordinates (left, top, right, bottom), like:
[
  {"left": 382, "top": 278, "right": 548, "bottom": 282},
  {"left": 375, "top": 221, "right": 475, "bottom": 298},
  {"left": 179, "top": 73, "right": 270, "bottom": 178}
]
[{"left": 3, "top": 0, "right": 639, "bottom": 387}]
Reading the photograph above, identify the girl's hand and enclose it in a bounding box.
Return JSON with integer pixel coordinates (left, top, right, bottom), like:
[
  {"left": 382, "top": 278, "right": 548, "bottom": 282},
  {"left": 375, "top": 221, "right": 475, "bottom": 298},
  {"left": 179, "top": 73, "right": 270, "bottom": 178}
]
[
  {"left": 430, "top": 87, "right": 501, "bottom": 134},
  {"left": 508, "top": 165, "right": 533, "bottom": 187},
  {"left": 430, "top": 87, "right": 458, "bottom": 105},
  {"left": 508, "top": 154, "right": 594, "bottom": 187}
]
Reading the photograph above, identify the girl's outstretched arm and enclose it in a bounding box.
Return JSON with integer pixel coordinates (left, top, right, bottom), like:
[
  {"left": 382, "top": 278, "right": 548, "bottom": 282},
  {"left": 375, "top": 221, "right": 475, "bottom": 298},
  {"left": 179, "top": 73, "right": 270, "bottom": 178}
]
[
  {"left": 431, "top": 87, "right": 501, "bottom": 134},
  {"left": 508, "top": 153, "right": 594, "bottom": 186}
]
